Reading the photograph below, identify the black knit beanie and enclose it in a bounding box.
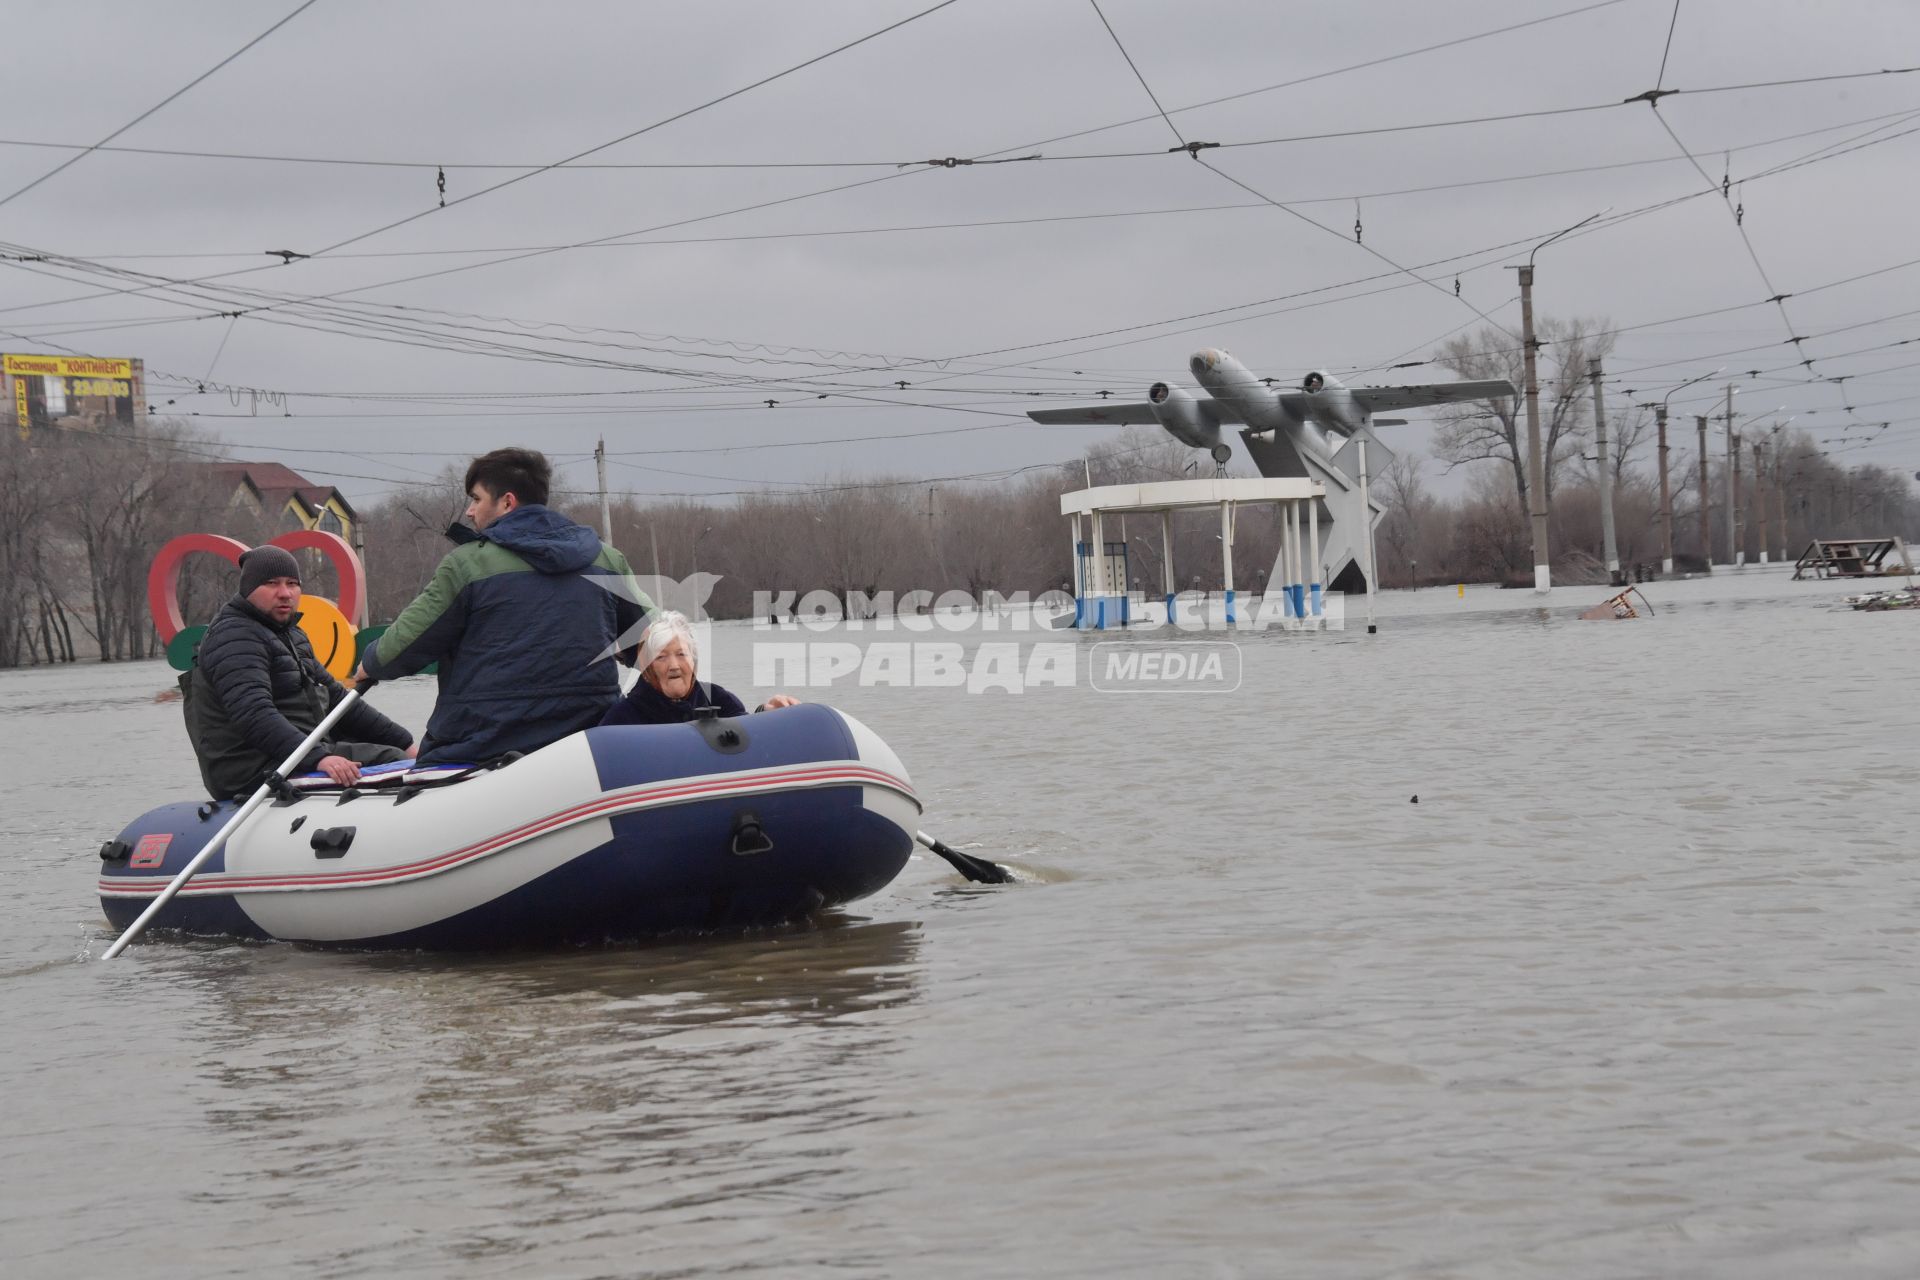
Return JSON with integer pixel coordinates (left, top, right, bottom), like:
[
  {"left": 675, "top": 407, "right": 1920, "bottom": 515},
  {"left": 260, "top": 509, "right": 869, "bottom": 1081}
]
[{"left": 238, "top": 545, "right": 302, "bottom": 596}]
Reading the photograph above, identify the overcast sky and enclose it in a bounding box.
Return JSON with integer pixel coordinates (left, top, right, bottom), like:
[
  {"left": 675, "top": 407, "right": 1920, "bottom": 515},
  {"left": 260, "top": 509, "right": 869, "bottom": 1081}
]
[{"left": 3, "top": 0, "right": 1917, "bottom": 506}]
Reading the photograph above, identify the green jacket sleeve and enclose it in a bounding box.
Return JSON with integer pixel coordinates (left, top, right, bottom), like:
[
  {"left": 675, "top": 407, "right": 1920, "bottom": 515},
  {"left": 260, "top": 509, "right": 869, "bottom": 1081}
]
[{"left": 366, "top": 549, "right": 473, "bottom": 680}]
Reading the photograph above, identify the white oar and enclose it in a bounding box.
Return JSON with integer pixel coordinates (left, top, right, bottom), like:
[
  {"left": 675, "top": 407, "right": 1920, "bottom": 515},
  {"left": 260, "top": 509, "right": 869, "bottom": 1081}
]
[{"left": 103, "top": 686, "right": 373, "bottom": 959}]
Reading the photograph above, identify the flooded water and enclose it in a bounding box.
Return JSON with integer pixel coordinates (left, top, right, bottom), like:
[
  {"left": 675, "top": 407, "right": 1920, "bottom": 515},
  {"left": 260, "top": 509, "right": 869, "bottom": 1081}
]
[{"left": 4, "top": 567, "right": 1917, "bottom": 1278}]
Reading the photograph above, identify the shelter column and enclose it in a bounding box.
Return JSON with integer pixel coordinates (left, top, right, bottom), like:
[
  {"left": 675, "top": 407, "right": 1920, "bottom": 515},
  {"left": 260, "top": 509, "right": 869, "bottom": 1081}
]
[
  {"left": 1160, "top": 510, "right": 1174, "bottom": 622},
  {"left": 1070, "top": 513, "right": 1084, "bottom": 626},
  {"left": 1219, "top": 499, "right": 1236, "bottom": 625},
  {"left": 1290, "top": 498, "right": 1305, "bottom": 621},
  {"left": 1358, "top": 440, "right": 1377, "bottom": 634},
  {"left": 1308, "top": 491, "right": 1322, "bottom": 619},
  {"left": 1091, "top": 509, "right": 1106, "bottom": 628}
]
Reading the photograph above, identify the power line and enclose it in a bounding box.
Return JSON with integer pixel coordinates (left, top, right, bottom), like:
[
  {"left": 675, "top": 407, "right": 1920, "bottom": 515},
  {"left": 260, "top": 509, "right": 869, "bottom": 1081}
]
[
  {"left": 0, "top": 0, "right": 318, "bottom": 212},
  {"left": 0, "top": 0, "right": 1632, "bottom": 179},
  {"left": 1087, "top": 0, "right": 1186, "bottom": 148},
  {"left": 34, "top": 100, "right": 1920, "bottom": 268},
  {"left": 1653, "top": 0, "right": 1683, "bottom": 92},
  {"left": 305, "top": 0, "right": 961, "bottom": 259},
  {"left": 981, "top": 0, "right": 1632, "bottom": 158},
  {"left": 10, "top": 60, "right": 1913, "bottom": 327},
  {"left": 25, "top": 100, "right": 1914, "bottom": 410}
]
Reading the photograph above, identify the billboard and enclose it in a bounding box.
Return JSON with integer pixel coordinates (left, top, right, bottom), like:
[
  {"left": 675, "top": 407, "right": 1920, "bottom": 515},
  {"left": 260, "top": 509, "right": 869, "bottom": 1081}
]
[{"left": 4, "top": 353, "right": 145, "bottom": 439}]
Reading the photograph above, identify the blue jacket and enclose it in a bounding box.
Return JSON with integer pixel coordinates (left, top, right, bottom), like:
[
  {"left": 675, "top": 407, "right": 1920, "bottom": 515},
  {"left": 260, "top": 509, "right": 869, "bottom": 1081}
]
[{"left": 364, "top": 506, "right": 652, "bottom": 763}]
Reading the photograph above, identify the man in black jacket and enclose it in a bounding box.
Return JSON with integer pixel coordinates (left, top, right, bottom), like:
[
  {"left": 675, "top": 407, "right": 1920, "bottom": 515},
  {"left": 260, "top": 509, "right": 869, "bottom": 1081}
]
[{"left": 184, "top": 546, "right": 415, "bottom": 798}]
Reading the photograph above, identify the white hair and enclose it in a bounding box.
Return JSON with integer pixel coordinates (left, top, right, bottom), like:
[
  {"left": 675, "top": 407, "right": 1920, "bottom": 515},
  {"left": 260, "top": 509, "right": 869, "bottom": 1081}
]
[{"left": 638, "top": 609, "right": 698, "bottom": 673}]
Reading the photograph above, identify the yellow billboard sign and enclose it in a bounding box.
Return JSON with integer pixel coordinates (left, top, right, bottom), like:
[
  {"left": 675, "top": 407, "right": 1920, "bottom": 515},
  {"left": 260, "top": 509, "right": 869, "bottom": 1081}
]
[{"left": 4, "top": 353, "right": 134, "bottom": 379}]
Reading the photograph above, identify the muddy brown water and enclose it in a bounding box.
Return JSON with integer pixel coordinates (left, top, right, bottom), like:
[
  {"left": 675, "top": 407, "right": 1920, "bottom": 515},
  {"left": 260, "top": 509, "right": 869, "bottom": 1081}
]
[{"left": 3, "top": 567, "right": 1916, "bottom": 1278}]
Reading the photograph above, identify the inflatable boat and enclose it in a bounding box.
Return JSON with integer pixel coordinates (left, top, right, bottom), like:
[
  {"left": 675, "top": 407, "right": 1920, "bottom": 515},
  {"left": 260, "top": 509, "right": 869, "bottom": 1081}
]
[{"left": 97, "top": 704, "right": 920, "bottom": 949}]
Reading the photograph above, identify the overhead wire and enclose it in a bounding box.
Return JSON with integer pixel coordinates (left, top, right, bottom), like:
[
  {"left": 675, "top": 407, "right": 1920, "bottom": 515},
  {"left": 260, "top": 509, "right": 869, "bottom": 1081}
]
[
  {"left": 0, "top": 0, "right": 319, "bottom": 212},
  {"left": 302, "top": 0, "right": 961, "bottom": 259},
  {"left": 28, "top": 103, "right": 1920, "bottom": 267},
  {"left": 10, "top": 16, "right": 1920, "bottom": 477},
  {"left": 0, "top": 0, "right": 1630, "bottom": 182},
  {"left": 6, "top": 62, "right": 1912, "bottom": 328}
]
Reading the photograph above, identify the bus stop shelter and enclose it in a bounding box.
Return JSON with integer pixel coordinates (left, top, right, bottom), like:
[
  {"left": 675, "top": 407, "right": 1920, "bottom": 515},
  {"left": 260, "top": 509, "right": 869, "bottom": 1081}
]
[{"left": 1059, "top": 477, "right": 1326, "bottom": 629}]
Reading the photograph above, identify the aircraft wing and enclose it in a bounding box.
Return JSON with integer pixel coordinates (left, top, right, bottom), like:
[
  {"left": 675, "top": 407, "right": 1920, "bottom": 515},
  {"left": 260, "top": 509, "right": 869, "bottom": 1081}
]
[
  {"left": 1027, "top": 402, "right": 1159, "bottom": 425},
  {"left": 1026, "top": 399, "right": 1244, "bottom": 426},
  {"left": 1350, "top": 379, "right": 1515, "bottom": 412}
]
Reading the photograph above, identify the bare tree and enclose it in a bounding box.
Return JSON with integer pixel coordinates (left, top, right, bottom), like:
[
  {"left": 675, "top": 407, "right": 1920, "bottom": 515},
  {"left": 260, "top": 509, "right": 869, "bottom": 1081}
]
[
  {"left": 1376, "top": 452, "right": 1434, "bottom": 586},
  {"left": 1431, "top": 317, "right": 1615, "bottom": 516}
]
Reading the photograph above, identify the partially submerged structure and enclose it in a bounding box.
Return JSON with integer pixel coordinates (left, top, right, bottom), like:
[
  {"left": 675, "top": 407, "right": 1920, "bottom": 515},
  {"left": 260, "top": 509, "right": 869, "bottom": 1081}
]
[{"left": 1792, "top": 537, "right": 1913, "bottom": 580}]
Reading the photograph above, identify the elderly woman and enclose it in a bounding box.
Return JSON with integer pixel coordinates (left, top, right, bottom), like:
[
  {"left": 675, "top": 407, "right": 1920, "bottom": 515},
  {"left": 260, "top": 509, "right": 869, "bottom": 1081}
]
[{"left": 600, "top": 611, "right": 797, "bottom": 726}]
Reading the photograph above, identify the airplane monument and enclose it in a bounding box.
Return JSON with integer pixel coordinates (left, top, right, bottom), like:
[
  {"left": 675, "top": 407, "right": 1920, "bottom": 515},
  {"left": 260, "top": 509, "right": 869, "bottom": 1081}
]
[{"left": 1030, "top": 348, "right": 1515, "bottom": 594}]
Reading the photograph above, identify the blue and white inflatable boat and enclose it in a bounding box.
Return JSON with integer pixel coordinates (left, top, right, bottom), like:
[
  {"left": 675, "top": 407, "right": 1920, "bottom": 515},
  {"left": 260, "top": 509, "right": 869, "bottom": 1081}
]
[{"left": 98, "top": 705, "right": 920, "bottom": 949}]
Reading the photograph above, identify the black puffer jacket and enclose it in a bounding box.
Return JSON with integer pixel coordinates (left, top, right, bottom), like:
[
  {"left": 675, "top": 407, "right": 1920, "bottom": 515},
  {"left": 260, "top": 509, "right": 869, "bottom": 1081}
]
[{"left": 184, "top": 595, "right": 412, "bottom": 798}]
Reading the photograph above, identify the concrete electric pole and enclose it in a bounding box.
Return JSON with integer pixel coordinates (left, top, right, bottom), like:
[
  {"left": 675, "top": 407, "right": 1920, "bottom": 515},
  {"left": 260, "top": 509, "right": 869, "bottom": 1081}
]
[
  {"left": 1517, "top": 264, "right": 1550, "bottom": 592},
  {"left": 1654, "top": 369, "right": 1721, "bottom": 576},
  {"left": 1752, "top": 439, "right": 1769, "bottom": 565},
  {"left": 1655, "top": 405, "right": 1674, "bottom": 575},
  {"left": 1589, "top": 357, "right": 1622, "bottom": 584},
  {"left": 1731, "top": 428, "right": 1744, "bottom": 566},
  {"left": 1723, "top": 384, "right": 1738, "bottom": 567},
  {"left": 595, "top": 436, "right": 613, "bottom": 544},
  {"left": 1508, "top": 210, "right": 1605, "bottom": 595},
  {"left": 1696, "top": 414, "right": 1712, "bottom": 569},
  {"left": 1775, "top": 449, "right": 1790, "bottom": 562}
]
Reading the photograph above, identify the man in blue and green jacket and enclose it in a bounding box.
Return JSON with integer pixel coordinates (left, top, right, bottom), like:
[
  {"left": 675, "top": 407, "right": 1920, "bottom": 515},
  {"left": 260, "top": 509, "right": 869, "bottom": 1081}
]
[{"left": 356, "top": 448, "right": 654, "bottom": 764}]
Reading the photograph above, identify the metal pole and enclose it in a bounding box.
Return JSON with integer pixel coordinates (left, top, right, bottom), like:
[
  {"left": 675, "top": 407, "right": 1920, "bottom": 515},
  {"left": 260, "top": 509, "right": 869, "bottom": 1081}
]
[
  {"left": 1753, "top": 439, "right": 1769, "bottom": 565},
  {"left": 1518, "top": 265, "right": 1549, "bottom": 592},
  {"left": 595, "top": 436, "right": 613, "bottom": 544},
  {"left": 1696, "top": 415, "right": 1712, "bottom": 570},
  {"left": 1655, "top": 405, "right": 1674, "bottom": 575},
  {"left": 1724, "top": 384, "right": 1737, "bottom": 567},
  {"left": 1358, "top": 439, "right": 1377, "bottom": 633},
  {"left": 1589, "top": 357, "right": 1621, "bottom": 584}
]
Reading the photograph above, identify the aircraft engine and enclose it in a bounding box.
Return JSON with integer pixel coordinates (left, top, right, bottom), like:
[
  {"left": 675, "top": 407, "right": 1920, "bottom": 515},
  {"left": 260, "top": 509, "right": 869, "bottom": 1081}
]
[
  {"left": 1300, "top": 370, "right": 1360, "bottom": 432},
  {"left": 1149, "top": 382, "right": 1230, "bottom": 463}
]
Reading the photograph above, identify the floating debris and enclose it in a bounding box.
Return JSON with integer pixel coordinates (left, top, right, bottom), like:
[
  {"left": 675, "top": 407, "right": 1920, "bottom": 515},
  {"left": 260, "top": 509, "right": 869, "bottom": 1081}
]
[
  {"left": 1843, "top": 586, "right": 1920, "bottom": 612},
  {"left": 1579, "top": 586, "right": 1654, "bottom": 620}
]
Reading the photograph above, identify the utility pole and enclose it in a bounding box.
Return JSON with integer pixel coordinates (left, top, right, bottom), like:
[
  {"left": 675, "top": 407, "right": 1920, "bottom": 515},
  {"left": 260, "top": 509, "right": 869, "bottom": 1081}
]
[
  {"left": 1696, "top": 414, "right": 1712, "bottom": 569},
  {"left": 928, "top": 486, "right": 950, "bottom": 585},
  {"left": 1589, "top": 357, "right": 1622, "bottom": 584},
  {"left": 1655, "top": 405, "right": 1674, "bottom": 575},
  {"left": 1752, "top": 439, "right": 1770, "bottom": 565},
  {"left": 594, "top": 436, "right": 612, "bottom": 543},
  {"left": 1517, "top": 265, "right": 1550, "bottom": 592},
  {"left": 1723, "top": 384, "right": 1738, "bottom": 567},
  {"left": 1731, "top": 429, "right": 1744, "bottom": 566},
  {"left": 1774, "top": 443, "right": 1790, "bottom": 562},
  {"left": 1506, "top": 210, "right": 1606, "bottom": 593}
]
